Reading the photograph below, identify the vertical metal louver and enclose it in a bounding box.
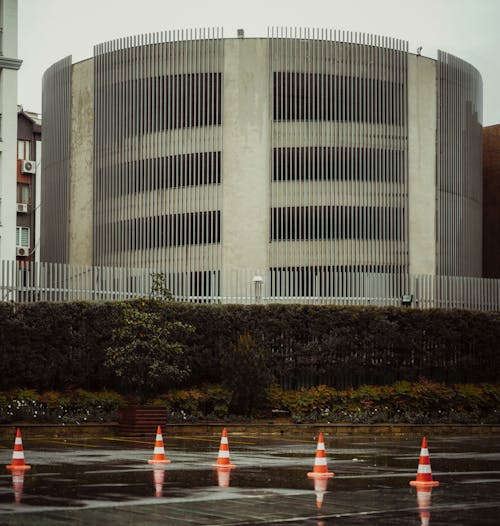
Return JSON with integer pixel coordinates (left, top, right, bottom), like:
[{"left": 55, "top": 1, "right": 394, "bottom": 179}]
[
  {"left": 93, "top": 29, "right": 224, "bottom": 298},
  {"left": 437, "top": 51, "right": 483, "bottom": 277},
  {"left": 268, "top": 28, "right": 409, "bottom": 299},
  {"left": 40, "top": 56, "right": 72, "bottom": 263}
]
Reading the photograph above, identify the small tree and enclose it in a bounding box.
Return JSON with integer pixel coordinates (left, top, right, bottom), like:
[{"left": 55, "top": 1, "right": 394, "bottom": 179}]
[
  {"left": 221, "top": 333, "right": 273, "bottom": 416},
  {"left": 104, "top": 304, "right": 193, "bottom": 402},
  {"left": 149, "top": 272, "right": 173, "bottom": 301}
]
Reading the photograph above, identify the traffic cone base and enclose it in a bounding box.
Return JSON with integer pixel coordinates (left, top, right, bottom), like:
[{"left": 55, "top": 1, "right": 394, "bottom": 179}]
[
  {"left": 410, "top": 437, "right": 439, "bottom": 487},
  {"left": 307, "top": 433, "right": 334, "bottom": 478},
  {"left": 148, "top": 426, "right": 171, "bottom": 465},
  {"left": 148, "top": 458, "right": 171, "bottom": 465},
  {"left": 212, "top": 428, "right": 236, "bottom": 469},
  {"left": 211, "top": 462, "right": 236, "bottom": 469},
  {"left": 410, "top": 479, "right": 439, "bottom": 487},
  {"left": 6, "top": 429, "right": 31, "bottom": 471},
  {"left": 6, "top": 464, "right": 31, "bottom": 471},
  {"left": 307, "top": 471, "right": 334, "bottom": 478}
]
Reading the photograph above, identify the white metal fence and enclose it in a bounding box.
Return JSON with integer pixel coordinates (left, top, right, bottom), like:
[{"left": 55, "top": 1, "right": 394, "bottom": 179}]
[{"left": 1, "top": 260, "right": 499, "bottom": 311}]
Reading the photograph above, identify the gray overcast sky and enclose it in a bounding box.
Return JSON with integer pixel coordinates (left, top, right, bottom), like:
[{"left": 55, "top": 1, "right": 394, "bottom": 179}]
[{"left": 17, "top": 0, "right": 500, "bottom": 125}]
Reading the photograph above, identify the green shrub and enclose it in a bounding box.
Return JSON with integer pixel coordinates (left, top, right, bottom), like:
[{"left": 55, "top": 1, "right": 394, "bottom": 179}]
[
  {"left": 266, "top": 381, "right": 500, "bottom": 424},
  {"left": 0, "top": 389, "right": 124, "bottom": 423},
  {"left": 0, "top": 382, "right": 498, "bottom": 423},
  {"left": 104, "top": 303, "right": 194, "bottom": 402},
  {"left": 151, "top": 385, "right": 233, "bottom": 420},
  {"left": 221, "top": 334, "right": 273, "bottom": 416},
  {"left": 0, "top": 301, "right": 499, "bottom": 394}
]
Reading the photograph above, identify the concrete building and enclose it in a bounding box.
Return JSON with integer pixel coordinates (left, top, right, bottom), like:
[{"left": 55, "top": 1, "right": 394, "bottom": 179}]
[
  {"left": 0, "top": 0, "right": 22, "bottom": 261},
  {"left": 41, "top": 29, "right": 483, "bottom": 300},
  {"left": 483, "top": 124, "right": 500, "bottom": 278},
  {"left": 16, "top": 107, "right": 42, "bottom": 264}
]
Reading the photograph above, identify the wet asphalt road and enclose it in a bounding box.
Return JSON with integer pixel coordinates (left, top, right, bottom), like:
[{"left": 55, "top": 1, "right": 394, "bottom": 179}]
[{"left": 0, "top": 432, "right": 499, "bottom": 524}]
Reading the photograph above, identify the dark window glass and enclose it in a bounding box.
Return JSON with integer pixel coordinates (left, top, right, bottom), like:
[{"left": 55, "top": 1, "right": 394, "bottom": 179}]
[{"left": 17, "top": 183, "right": 31, "bottom": 203}]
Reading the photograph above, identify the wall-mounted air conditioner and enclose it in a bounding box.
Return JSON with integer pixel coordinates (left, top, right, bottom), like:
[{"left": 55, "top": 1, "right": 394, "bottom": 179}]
[
  {"left": 21, "top": 160, "right": 36, "bottom": 174},
  {"left": 17, "top": 203, "right": 28, "bottom": 213},
  {"left": 16, "top": 247, "right": 29, "bottom": 257}
]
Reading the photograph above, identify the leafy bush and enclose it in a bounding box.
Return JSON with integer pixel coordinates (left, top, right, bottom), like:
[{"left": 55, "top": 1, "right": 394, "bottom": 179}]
[
  {"left": 267, "top": 384, "right": 340, "bottom": 420},
  {"left": 221, "top": 334, "right": 274, "bottom": 416},
  {"left": 0, "top": 389, "right": 124, "bottom": 424},
  {"left": 0, "top": 382, "right": 498, "bottom": 423},
  {"left": 104, "top": 303, "right": 194, "bottom": 401},
  {"left": 267, "top": 381, "right": 500, "bottom": 424},
  {"left": 151, "top": 385, "right": 233, "bottom": 420}
]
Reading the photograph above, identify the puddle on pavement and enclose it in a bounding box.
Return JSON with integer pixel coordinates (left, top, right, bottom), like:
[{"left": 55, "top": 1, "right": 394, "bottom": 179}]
[{"left": 0, "top": 435, "right": 499, "bottom": 524}]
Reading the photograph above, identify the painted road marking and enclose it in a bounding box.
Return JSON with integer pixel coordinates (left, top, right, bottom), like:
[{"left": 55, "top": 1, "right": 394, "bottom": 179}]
[
  {"left": 100, "top": 437, "right": 154, "bottom": 445},
  {"left": 100, "top": 435, "right": 256, "bottom": 446}
]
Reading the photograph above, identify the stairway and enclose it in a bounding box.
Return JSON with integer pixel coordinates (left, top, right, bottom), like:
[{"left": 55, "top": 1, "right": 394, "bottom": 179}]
[{"left": 118, "top": 407, "right": 167, "bottom": 437}]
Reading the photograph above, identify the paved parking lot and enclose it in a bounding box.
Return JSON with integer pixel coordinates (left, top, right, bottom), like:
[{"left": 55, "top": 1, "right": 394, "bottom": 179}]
[{"left": 1, "top": 433, "right": 499, "bottom": 524}]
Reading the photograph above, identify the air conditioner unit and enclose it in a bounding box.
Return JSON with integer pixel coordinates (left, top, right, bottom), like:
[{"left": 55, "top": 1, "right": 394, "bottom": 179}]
[
  {"left": 21, "top": 160, "right": 36, "bottom": 174},
  {"left": 17, "top": 203, "right": 28, "bottom": 213},
  {"left": 16, "top": 247, "right": 29, "bottom": 257}
]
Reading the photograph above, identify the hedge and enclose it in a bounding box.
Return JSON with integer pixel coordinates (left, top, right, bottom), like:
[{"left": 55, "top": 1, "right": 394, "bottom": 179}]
[
  {"left": 0, "top": 388, "right": 124, "bottom": 424},
  {"left": 1, "top": 301, "right": 499, "bottom": 394},
  {"left": 1, "top": 381, "right": 498, "bottom": 424}
]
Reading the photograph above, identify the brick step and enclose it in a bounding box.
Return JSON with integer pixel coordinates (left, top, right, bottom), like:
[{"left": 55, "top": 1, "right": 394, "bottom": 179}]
[{"left": 118, "top": 407, "right": 167, "bottom": 437}]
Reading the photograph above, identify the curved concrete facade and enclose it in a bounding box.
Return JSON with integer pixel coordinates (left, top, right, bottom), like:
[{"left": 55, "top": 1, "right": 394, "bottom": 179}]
[
  {"left": 437, "top": 51, "right": 483, "bottom": 277},
  {"left": 41, "top": 28, "right": 483, "bottom": 299}
]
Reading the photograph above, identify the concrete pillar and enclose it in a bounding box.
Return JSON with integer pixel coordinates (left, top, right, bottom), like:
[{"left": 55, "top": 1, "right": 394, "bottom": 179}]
[
  {"left": 69, "top": 60, "right": 94, "bottom": 266},
  {"left": 408, "top": 54, "right": 437, "bottom": 276},
  {"left": 222, "top": 38, "right": 270, "bottom": 294}
]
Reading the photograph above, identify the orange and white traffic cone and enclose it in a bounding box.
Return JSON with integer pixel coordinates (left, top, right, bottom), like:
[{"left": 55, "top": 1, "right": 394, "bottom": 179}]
[
  {"left": 6, "top": 428, "right": 31, "bottom": 471},
  {"left": 307, "top": 433, "right": 334, "bottom": 478},
  {"left": 211, "top": 428, "right": 236, "bottom": 469},
  {"left": 147, "top": 426, "right": 171, "bottom": 465},
  {"left": 416, "top": 487, "right": 432, "bottom": 526},
  {"left": 11, "top": 469, "right": 26, "bottom": 504},
  {"left": 313, "top": 476, "right": 329, "bottom": 508},
  {"left": 409, "top": 437, "right": 439, "bottom": 487},
  {"left": 152, "top": 468, "right": 165, "bottom": 497},
  {"left": 216, "top": 466, "right": 231, "bottom": 488}
]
